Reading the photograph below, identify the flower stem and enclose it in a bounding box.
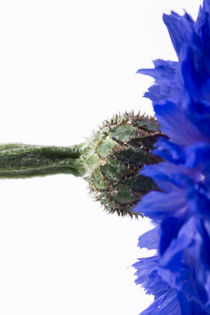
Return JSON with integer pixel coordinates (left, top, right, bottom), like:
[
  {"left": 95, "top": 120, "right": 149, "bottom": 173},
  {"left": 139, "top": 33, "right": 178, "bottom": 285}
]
[{"left": 0, "top": 143, "right": 86, "bottom": 179}]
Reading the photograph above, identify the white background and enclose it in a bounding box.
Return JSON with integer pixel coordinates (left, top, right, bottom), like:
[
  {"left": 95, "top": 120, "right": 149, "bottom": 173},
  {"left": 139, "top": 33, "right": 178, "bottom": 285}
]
[{"left": 0, "top": 1, "right": 201, "bottom": 314}]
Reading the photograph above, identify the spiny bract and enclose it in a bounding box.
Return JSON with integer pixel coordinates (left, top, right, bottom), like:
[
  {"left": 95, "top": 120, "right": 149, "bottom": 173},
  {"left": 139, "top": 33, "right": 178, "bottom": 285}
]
[{"left": 82, "top": 112, "right": 162, "bottom": 217}]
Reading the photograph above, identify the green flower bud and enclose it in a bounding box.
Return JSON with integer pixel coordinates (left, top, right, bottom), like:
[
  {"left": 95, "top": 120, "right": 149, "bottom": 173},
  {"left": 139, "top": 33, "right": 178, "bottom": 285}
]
[
  {"left": 0, "top": 112, "right": 162, "bottom": 217},
  {"left": 81, "top": 112, "right": 162, "bottom": 217}
]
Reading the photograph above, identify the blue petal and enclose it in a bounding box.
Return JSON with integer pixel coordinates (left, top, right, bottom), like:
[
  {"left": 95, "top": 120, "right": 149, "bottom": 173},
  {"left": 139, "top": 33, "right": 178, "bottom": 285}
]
[
  {"left": 180, "top": 45, "right": 209, "bottom": 101},
  {"left": 159, "top": 216, "right": 187, "bottom": 256},
  {"left": 159, "top": 217, "right": 210, "bottom": 307},
  {"left": 138, "top": 59, "right": 177, "bottom": 80},
  {"left": 184, "top": 142, "right": 210, "bottom": 168},
  {"left": 140, "top": 162, "right": 192, "bottom": 192},
  {"left": 194, "top": 5, "right": 210, "bottom": 56},
  {"left": 133, "top": 190, "right": 187, "bottom": 220},
  {"left": 137, "top": 59, "right": 179, "bottom": 104},
  {"left": 152, "top": 138, "right": 184, "bottom": 164},
  {"left": 187, "top": 182, "right": 210, "bottom": 219},
  {"left": 138, "top": 226, "right": 159, "bottom": 250},
  {"left": 163, "top": 12, "right": 193, "bottom": 54},
  {"left": 177, "top": 292, "right": 209, "bottom": 315},
  {"left": 154, "top": 102, "right": 203, "bottom": 146},
  {"left": 133, "top": 256, "right": 159, "bottom": 287},
  {"left": 160, "top": 217, "right": 197, "bottom": 270},
  {"left": 141, "top": 289, "right": 180, "bottom": 315}
]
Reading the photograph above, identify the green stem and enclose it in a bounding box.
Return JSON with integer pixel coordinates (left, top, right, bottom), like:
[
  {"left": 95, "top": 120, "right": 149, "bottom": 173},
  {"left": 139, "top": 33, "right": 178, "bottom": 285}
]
[{"left": 0, "top": 143, "right": 86, "bottom": 179}]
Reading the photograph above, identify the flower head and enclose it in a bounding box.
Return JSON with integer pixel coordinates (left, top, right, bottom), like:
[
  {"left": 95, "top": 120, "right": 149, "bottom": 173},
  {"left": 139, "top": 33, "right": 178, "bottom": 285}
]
[{"left": 134, "top": 0, "right": 210, "bottom": 313}]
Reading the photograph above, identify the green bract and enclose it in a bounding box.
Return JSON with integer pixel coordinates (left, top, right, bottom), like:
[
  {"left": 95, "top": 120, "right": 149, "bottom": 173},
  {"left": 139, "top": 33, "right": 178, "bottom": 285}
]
[{"left": 82, "top": 113, "right": 161, "bottom": 217}]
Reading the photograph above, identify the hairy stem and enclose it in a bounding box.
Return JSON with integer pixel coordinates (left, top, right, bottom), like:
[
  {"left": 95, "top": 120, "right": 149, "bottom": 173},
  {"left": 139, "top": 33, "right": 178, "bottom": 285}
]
[{"left": 0, "top": 143, "right": 86, "bottom": 179}]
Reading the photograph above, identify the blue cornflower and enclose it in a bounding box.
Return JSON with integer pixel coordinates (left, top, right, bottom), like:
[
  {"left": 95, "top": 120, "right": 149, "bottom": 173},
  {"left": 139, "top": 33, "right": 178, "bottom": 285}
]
[{"left": 133, "top": 0, "right": 210, "bottom": 313}]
